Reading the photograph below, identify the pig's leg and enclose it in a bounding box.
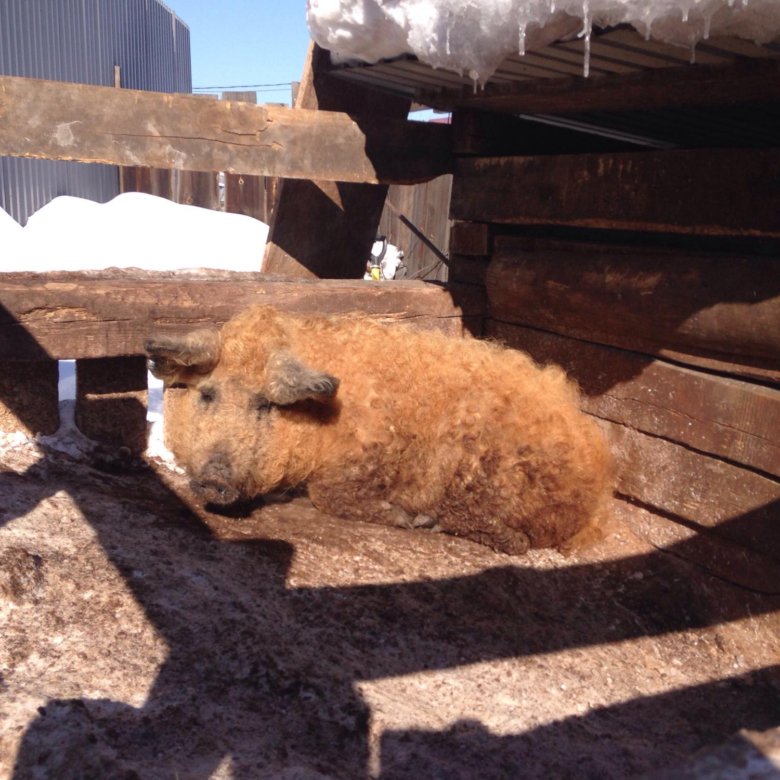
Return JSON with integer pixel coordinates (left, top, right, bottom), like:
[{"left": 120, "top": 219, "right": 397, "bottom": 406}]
[
  {"left": 308, "top": 481, "right": 439, "bottom": 531},
  {"left": 451, "top": 524, "right": 531, "bottom": 556}
]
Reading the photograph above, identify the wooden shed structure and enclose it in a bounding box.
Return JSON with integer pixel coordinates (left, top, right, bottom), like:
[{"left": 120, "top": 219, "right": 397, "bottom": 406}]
[
  {"left": 312, "top": 27, "right": 780, "bottom": 592},
  {"left": 0, "top": 17, "right": 778, "bottom": 778}
]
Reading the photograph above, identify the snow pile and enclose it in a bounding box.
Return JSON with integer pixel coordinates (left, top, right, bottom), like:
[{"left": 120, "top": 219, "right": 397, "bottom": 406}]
[
  {"left": 0, "top": 192, "right": 269, "bottom": 460},
  {"left": 2, "top": 192, "right": 269, "bottom": 273},
  {"left": 307, "top": 0, "right": 780, "bottom": 83}
]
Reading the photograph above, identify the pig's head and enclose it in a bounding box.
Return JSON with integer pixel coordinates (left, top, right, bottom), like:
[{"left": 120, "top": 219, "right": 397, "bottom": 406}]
[{"left": 144, "top": 310, "right": 339, "bottom": 508}]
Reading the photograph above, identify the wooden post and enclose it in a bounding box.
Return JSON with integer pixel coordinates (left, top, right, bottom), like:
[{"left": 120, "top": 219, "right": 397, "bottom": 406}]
[
  {"left": 0, "top": 360, "right": 59, "bottom": 436},
  {"left": 75, "top": 357, "right": 148, "bottom": 454},
  {"left": 262, "top": 44, "right": 412, "bottom": 279}
]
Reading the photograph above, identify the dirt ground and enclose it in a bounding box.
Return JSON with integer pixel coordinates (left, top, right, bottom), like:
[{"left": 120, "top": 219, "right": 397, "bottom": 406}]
[{"left": 0, "top": 435, "right": 778, "bottom": 779}]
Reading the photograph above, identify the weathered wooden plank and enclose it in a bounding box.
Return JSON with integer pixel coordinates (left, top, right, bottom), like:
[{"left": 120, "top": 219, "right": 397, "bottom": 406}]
[
  {"left": 487, "top": 239, "right": 780, "bottom": 383},
  {"left": 263, "top": 45, "right": 413, "bottom": 278},
  {"left": 452, "top": 150, "right": 780, "bottom": 237},
  {"left": 449, "top": 222, "right": 491, "bottom": 256},
  {"left": 488, "top": 321, "right": 780, "bottom": 478},
  {"left": 600, "top": 420, "right": 780, "bottom": 561},
  {"left": 423, "top": 57, "right": 780, "bottom": 115},
  {"left": 448, "top": 254, "right": 491, "bottom": 287},
  {"left": 611, "top": 499, "right": 779, "bottom": 595},
  {"left": 0, "top": 74, "right": 452, "bottom": 185},
  {"left": 225, "top": 173, "right": 267, "bottom": 222},
  {"left": 451, "top": 109, "right": 638, "bottom": 156},
  {"left": 75, "top": 357, "right": 148, "bottom": 454},
  {"left": 0, "top": 360, "right": 59, "bottom": 436},
  {"left": 379, "top": 176, "right": 453, "bottom": 281},
  {"left": 0, "top": 272, "right": 484, "bottom": 360}
]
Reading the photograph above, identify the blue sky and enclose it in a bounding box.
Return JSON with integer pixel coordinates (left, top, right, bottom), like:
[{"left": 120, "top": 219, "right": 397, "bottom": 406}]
[{"left": 165, "top": 1, "right": 313, "bottom": 103}]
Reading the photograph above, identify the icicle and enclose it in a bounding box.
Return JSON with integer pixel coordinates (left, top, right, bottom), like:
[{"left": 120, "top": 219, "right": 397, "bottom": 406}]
[
  {"left": 518, "top": 23, "right": 526, "bottom": 56},
  {"left": 550, "top": 0, "right": 556, "bottom": 14},
  {"left": 583, "top": 25, "right": 592, "bottom": 77},
  {"left": 682, "top": 6, "right": 689, "bottom": 22},
  {"left": 703, "top": 12, "right": 712, "bottom": 39},
  {"left": 580, "top": 0, "right": 590, "bottom": 36},
  {"left": 579, "top": 0, "right": 592, "bottom": 78}
]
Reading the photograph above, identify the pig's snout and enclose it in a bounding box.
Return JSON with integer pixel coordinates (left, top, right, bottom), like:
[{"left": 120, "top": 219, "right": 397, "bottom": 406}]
[{"left": 192, "top": 453, "right": 242, "bottom": 506}]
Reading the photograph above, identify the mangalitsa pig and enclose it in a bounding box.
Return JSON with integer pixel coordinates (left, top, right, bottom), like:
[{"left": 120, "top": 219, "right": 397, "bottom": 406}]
[{"left": 145, "top": 305, "right": 612, "bottom": 555}]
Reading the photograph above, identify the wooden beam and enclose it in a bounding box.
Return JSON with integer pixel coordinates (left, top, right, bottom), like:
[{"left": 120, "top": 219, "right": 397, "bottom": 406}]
[
  {"left": 451, "top": 109, "right": 641, "bottom": 156},
  {"left": 0, "top": 360, "right": 59, "bottom": 436},
  {"left": 423, "top": 57, "right": 780, "bottom": 115},
  {"left": 602, "top": 421, "right": 780, "bottom": 562},
  {"left": 488, "top": 321, "right": 780, "bottom": 478},
  {"left": 612, "top": 499, "right": 779, "bottom": 595},
  {"left": 0, "top": 272, "right": 484, "bottom": 361},
  {"left": 0, "top": 74, "right": 451, "bottom": 185},
  {"left": 451, "top": 149, "right": 780, "bottom": 237},
  {"left": 75, "top": 356, "right": 148, "bottom": 455},
  {"left": 263, "top": 45, "right": 414, "bottom": 279},
  {"left": 487, "top": 238, "right": 780, "bottom": 383}
]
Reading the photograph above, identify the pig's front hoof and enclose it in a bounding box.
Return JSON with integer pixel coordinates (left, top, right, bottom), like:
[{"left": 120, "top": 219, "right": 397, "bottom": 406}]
[{"left": 412, "top": 513, "right": 440, "bottom": 531}]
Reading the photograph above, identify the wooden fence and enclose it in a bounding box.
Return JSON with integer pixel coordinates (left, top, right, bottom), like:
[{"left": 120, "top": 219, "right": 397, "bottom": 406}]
[
  {"left": 119, "top": 91, "right": 452, "bottom": 280},
  {"left": 120, "top": 170, "right": 452, "bottom": 281},
  {"left": 0, "top": 272, "right": 484, "bottom": 449},
  {"left": 121, "top": 167, "right": 279, "bottom": 224}
]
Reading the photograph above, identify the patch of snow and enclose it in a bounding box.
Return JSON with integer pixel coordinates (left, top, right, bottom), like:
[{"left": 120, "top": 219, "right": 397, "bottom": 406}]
[
  {"left": 3, "top": 192, "right": 269, "bottom": 273},
  {"left": 307, "top": 0, "right": 780, "bottom": 83},
  {"left": 36, "top": 400, "right": 96, "bottom": 460}
]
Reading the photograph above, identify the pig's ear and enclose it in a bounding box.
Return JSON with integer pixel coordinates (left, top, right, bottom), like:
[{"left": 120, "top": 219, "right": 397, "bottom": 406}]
[
  {"left": 266, "top": 351, "right": 339, "bottom": 405},
  {"left": 144, "top": 329, "right": 220, "bottom": 383}
]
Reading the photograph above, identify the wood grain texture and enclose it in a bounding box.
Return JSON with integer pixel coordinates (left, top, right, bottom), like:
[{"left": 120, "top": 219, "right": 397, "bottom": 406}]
[
  {"left": 449, "top": 222, "right": 491, "bottom": 256},
  {"left": 263, "top": 45, "right": 414, "bottom": 279},
  {"left": 0, "top": 360, "right": 59, "bottom": 435},
  {"left": 452, "top": 150, "right": 780, "bottom": 237},
  {"left": 0, "top": 272, "right": 484, "bottom": 360},
  {"left": 488, "top": 321, "right": 780, "bottom": 478},
  {"left": 423, "top": 57, "right": 780, "bottom": 115},
  {"left": 0, "top": 74, "right": 451, "bottom": 185},
  {"left": 601, "top": 421, "right": 780, "bottom": 561},
  {"left": 75, "top": 356, "right": 148, "bottom": 454},
  {"left": 611, "top": 499, "right": 779, "bottom": 595},
  {"left": 486, "top": 239, "right": 780, "bottom": 383}
]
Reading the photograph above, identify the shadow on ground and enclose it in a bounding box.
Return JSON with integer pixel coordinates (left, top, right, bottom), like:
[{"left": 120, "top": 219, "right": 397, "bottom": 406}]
[{"left": 1, "top": 453, "right": 778, "bottom": 779}]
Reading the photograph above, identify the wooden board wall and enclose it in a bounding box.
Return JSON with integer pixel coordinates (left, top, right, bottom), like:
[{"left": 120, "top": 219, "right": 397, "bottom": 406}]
[
  {"left": 379, "top": 175, "right": 453, "bottom": 281},
  {"left": 447, "top": 107, "right": 780, "bottom": 590},
  {"left": 263, "top": 45, "right": 419, "bottom": 279},
  {"left": 0, "top": 73, "right": 451, "bottom": 186},
  {"left": 451, "top": 149, "right": 780, "bottom": 238},
  {"left": 0, "top": 272, "right": 484, "bottom": 361},
  {"left": 483, "top": 241, "right": 780, "bottom": 590}
]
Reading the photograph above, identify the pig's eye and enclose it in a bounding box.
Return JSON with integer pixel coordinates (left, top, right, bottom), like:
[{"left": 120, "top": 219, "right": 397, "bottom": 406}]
[
  {"left": 252, "top": 394, "right": 272, "bottom": 415},
  {"left": 199, "top": 386, "right": 217, "bottom": 405}
]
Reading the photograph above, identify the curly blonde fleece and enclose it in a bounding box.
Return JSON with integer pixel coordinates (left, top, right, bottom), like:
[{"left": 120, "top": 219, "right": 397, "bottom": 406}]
[{"left": 163, "top": 305, "right": 613, "bottom": 555}]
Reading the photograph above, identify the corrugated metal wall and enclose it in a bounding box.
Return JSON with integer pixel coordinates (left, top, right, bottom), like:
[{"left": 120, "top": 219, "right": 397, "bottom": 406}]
[{"left": 0, "top": 0, "right": 191, "bottom": 225}]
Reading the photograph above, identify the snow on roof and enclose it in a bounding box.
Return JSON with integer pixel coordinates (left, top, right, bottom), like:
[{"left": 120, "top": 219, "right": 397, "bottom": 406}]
[{"left": 307, "top": 0, "right": 780, "bottom": 82}]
